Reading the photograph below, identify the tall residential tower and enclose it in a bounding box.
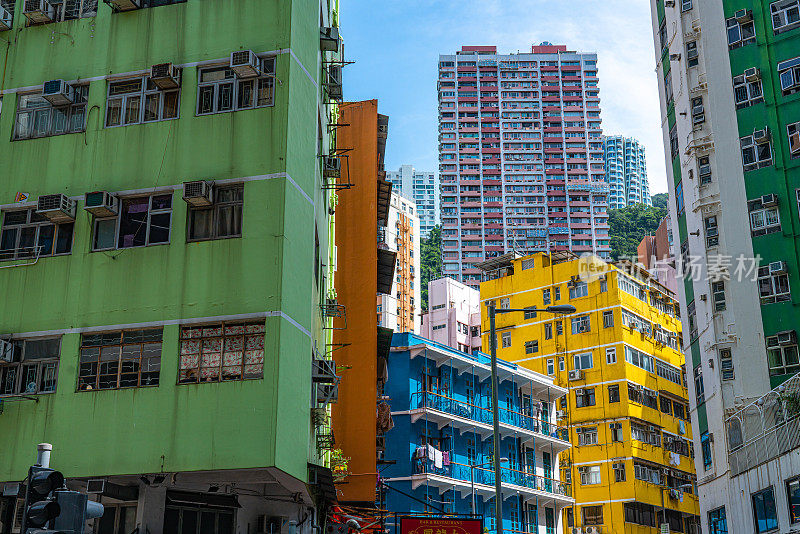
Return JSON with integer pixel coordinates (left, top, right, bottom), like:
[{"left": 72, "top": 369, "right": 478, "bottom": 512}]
[
  {"left": 602, "top": 135, "right": 651, "bottom": 208},
  {"left": 438, "top": 44, "right": 611, "bottom": 290},
  {"left": 650, "top": 1, "right": 800, "bottom": 532},
  {"left": 386, "top": 165, "right": 439, "bottom": 238}
]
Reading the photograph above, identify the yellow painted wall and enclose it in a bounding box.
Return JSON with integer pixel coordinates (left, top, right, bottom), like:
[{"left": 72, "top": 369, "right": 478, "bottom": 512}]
[{"left": 480, "top": 253, "right": 699, "bottom": 533}]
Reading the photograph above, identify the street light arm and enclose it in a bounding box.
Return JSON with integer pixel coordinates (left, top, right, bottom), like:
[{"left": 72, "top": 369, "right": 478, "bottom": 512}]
[{"left": 493, "top": 305, "right": 577, "bottom": 315}]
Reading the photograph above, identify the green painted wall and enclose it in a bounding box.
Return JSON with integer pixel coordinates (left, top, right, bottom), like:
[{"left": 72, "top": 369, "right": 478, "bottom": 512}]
[
  {"left": 0, "top": 0, "right": 333, "bottom": 484},
  {"left": 724, "top": 1, "right": 800, "bottom": 386}
]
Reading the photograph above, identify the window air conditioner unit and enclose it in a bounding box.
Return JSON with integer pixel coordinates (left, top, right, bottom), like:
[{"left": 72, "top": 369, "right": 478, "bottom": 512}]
[
  {"left": 183, "top": 180, "right": 214, "bottom": 207},
  {"left": 769, "top": 261, "right": 787, "bottom": 275},
  {"left": 777, "top": 330, "right": 796, "bottom": 345},
  {"left": 571, "top": 529, "right": 583, "bottom": 534},
  {"left": 150, "top": 63, "right": 181, "bottom": 90},
  {"left": 0, "top": 5, "right": 12, "bottom": 31},
  {"left": 323, "top": 156, "right": 341, "bottom": 179},
  {"left": 84, "top": 191, "right": 119, "bottom": 217},
  {"left": 585, "top": 528, "right": 600, "bottom": 534},
  {"left": 0, "top": 339, "right": 14, "bottom": 364},
  {"left": 761, "top": 193, "right": 778, "bottom": 207},
  {"left": 744, "top": 67, "right": 761, "bottom": 81},
  {"left": 669, "top": 54, "right": 681, "bottom": 61},
  {"left": 320, "top": 26, "right": 341, "bottom": 52},
  {"left": 665, "top": 0, "right": 675, "bottom": 6},
  {"left": 105, "top": 0, "right": 141, "bottom": 11},
  {"left": 575, "top": 388, "right": 585, "bottom": 396},
  {"left": 42, "top": 80, "right": 75, "bottom": 106},
  {"left": 735, "top": 9, "right": 752, "bottom": 22},
  {"left": 753, "top": 128, "right": 770, "bottom": 143},
  {"left": 23, "top": 0, "right": 55, "bottom": 23},
  {"left": 555, "top": 410, "right": 565, "bottom": 418},
  {"left": 326, "top": 65, "right": 343, "bottom": 100},
  {"left": 230, "top": 50, "right": 261, "bottom": 79},
  {"left": 36, "top": 194, "right": 77, "bottom": 223},
  {"left": 569, "top": 369, "right": 583, "bottom": 381}
]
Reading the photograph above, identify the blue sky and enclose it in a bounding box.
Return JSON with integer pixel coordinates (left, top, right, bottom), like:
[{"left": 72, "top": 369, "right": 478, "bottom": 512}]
[{"left": 340, "top": 0, "right": 667, "bottom": 195}]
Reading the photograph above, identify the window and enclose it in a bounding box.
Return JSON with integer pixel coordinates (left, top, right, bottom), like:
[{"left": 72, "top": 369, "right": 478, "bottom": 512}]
[
  {"left": 752, "top": 486, "right": 778, "bottom": 533},
  {"left": 606, "top": 347, "right": 617, "bottom": 364},
  {"left": 178, "top": 322, "right": 265, "bottom": 383},
  {"left": 93, "top": 194, "right": 172, "bottom": 251},
  {"left": 675, "top": 181, "right": 685, "bottom": 215},
  {"left": 544, "top": 323, "right": 553, "bottom": 340},
  {"left": 779, "top": 57, "right": 800, "bottom": 95},
  {"left": 787, "top": 476, "right": 800, "bottom": 525},
  {"left": 554, "top": 287, "right": 561, "bottom": 301},
  {"left": 570, "top": 315, "right": 590, "bottom": 334},
  {"left": 197, "top": 58, "right": 276, "bottom": 115},
  {"left": 559, "top": 357, "right": 565, "bottom": 372},
  {"left": 766, "top": 334, "right": 800, "bottom": 376},
  {"left": 658, "top": 19, "right": 668, "bottom": 51},
  {"left": 0, "top": 209, "right": 74, "bottom": 261},
  {"left": 686, "top": 40, "right": 698, "bottom": 67},
  {"left": 604, "top": 382, "right": 621, "bottom": 405},
  {"left": 609, "top": 422, "right": 623, "bottom": 443},
  {"left": 634, "top": 462, "right": 663, "bottom": 485},
  {"left": 546, "top": 358, "right": 554, "bottom": 375},
  {"left": 712, "top": 281, "right": 726, "bottom": 312},
  {"left": 602, "top": 310, "right": 613, "bottom": 328},
  {"left": 631, "top": 421, "right": 661, "bottom": 446},
  {"left": 733, "top": 74, "right": 764, "bottom": 110},
  {"left": 701, "top": 432, "right": 712, "bottom": 470},
  {"left": 682, "top": 0, "right": 693, "bottom": 11},
  {"left": 573, "top": 352, "right": 593, "bottom": 370},
  {"left": 613, "top": 461, "right": 626, "bottom": 481},
  {"left": 582, "top": 506, "right": 603, "bottom": 526},
  {"left": 705, "top": 216, "right": 719, "bottom": 248},
  {"left": 575, "top": 387, "right": 595, "bottom": 408},
  {"left": 656, "top": 359, "right": 683, "bottom": 385},
  {"left": 669, "top": 124, "right": 679, "bottom": 159},
  {"left": 741, "top": 134, "right": 773, "bottom": 171},
  {"left": 542, "top": 288, "right": 551, "bottom": 305},
  {"left": 523, "top": 306, "right": 537, "bottom": 319},
  {"left": 78, "top": 330, "right": 161, "bottom": 391},
  {"left": 163, "top": 500, "right": 235, "bottom": 534},
  {"left": 758, "top": 265, "right": 791, "bottom": 304},
  {"left": 556, "top": 321, "right": 563, "bottom": 336},
  {"left": 749, "top": 201, "right": 781, "bottom": 237},
  {"left": 694, "top": 365, "right": 705, "bottom": 404},
  {"left": 625, "top": 346, "right": 654, "bottom": 373},
  {"left": 96, "top": 504, "right": 137, "bottom": 534},
  {"left": 187, "top": 185, "right": 244, "bottom": 241},
  {"left": 727, "top": 13, "right": 756, "bottom": 48},
  {"left": 600, "top": 278, "right": 607, "bottom": 292},
  {"left": 524, "top": 340, "right": 539, "bottom": 354},
  {"left": 501, "top": 331, "right": 512, "bottom": 348},
  {"left": 521, "top": 257, "right": 534, "bottom": 270},
  {"left": 31, "top": 0, "right": 98, "bottom": 22},
  {"left": 624, "top": 502, "right": 656, "bottom": 527},
  {"left": 698, "top": 156, "right": 712, "bottom": 184},
  {"left": 578, "top": 464, "right": 600, "bottom": 484},
  {"left": 691, "top": 96, "right": 705, "bottom": 125},
  {"left": 708, "top": 507, "right": 728, "bottom": 534},
  {"left": 0, "top": 338, "right": 60, "bottom": 396},
  {"left": 788, "top": 122, "right": 800, "bottom": 159},
  {"left": 771, "top": 0, "right": 800, "bottom": 34},
  {"left": 106, "top": 77, "right": 180, "bottom": 128},
  {"left": 500, "top": 297, "right": 510, "bottom": 309},
  {"left": 568, "top": 281, "right": 588, "bottom": 299},
  {"left": 660, "top": 395, "right": 672, "bottom": 415},
  {"left": 14, "top": 86, "right": 88, "bottom": 140}
]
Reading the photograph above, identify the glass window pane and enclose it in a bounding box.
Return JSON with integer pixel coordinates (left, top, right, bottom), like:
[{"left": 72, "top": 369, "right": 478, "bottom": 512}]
[
  {"left": 257, "top": 78, "right": 274, "bottom": 106},
  {"left": 198, "top": 85, "right": 214, "bottom": 114},
  {"left": 35, "top": 225, "right": 55, "bottom": 256},
  {"left": 94, "top": 219, "right": 117, "bottom": 250},
  {"left": 52, "top": 107, "right": 69, "bottom": 134},
  {"left": 110, "top": 80, "right": 142, "bottom": 96},
  {"left": 218, "top": 82, "right": 234, "bottom": 111},
  {"left": 143, "top": 93, "right": 160, "bottom": 122},
  {"left": 216, "top": 205, "right": 242, "bottom": 237},
  {"left": 189, "top": 209, "right": 214, "bottom": 240},
  {"left": 118, "top": 198, "right": 149, "bottom": 248},
  {"left": 124, "top": 96, "right": 141, "bottom": 125},
  {"left": 55, "top": 223, "right": 74, "bottom": 254},
  {"left": 163, "top": 91, "right": 179, "bottom": 119},
  {"left": 106, "top": 98, "right": 123, "bottom": 127},
  {"left": 200, "top": 67, "right": 232, "bottom": 83},
  {"left": 181, "top": 510, "right": 198, "bottom": 534},
  {"left": 238, "top": 80, "right": 254, "bottom": 109},
  {"left": 148, "top": 212, "right": 171, "bottom": 244}
]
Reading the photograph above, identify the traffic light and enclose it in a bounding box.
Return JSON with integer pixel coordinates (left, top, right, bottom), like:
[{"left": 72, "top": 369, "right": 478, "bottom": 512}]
[
  {"left": 21, "top": 466, "right": 64, "bottom": 533},
  {"left": 52, "top": 490, "right": 104, "bottom": 532}
]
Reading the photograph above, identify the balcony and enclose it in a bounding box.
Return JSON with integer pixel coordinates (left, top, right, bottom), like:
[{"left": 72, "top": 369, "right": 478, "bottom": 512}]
[
  {"left": 408, "top": 391, "right": 570, "bottom": 451},
  {"left": 407, "top": 460, "right": 573, "bottom": 505}
]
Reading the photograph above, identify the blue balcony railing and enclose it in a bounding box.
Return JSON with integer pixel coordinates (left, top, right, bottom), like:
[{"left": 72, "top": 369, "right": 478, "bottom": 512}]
[
  {"left": 410, "top": 390, "right": 569, "bottom": 442},
  {"left": 413, "top": 459, "right": 571, "bottom": 498}
]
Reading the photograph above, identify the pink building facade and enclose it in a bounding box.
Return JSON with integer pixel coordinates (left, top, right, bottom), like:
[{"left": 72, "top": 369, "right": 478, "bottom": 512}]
[
  {"left": 421, "top": 277, "right": 482, "bottom": 354},
  {"left": 438, "top": 44, "right": 611, "bottom": 288}
]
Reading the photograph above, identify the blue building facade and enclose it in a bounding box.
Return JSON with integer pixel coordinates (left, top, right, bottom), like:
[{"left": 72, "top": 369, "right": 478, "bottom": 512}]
[
  {"left": 602, "top": 135, "right": 651, "bottom": 209},
  {"left": 382, "top": 333, "right": 573, "bottom": 534}
]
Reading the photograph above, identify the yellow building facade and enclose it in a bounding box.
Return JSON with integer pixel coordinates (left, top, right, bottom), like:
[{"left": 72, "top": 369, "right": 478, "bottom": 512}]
[{"left": 480, "top": 252, "right": 700, "bottom": 534}]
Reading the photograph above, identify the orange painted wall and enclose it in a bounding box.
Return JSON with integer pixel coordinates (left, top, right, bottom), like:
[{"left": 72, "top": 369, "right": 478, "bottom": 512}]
[{"left": 331, "top": 100, "right": 379, "bottom": 504}]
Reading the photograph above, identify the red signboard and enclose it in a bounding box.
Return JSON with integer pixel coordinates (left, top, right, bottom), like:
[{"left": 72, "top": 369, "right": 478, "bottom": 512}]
[{"left": 399, "top": 517, "right": 483, "bottom": 534}]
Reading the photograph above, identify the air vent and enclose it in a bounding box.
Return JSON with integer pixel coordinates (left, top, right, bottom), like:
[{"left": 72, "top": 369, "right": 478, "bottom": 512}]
[
  {"left": 36, "top": 194, "right": 77, "bottom": 223},
  {"left": 150, "top": 63, "right": 181, "bottom": 90},
  {"left": 230, "top": 50, "right": 261, "bottom": 79},
  {"left": 42, "top": 80, "right": 75, "bottom": 106},
  {"left": 23, "top": 0, "right": 55, "bottom": 23},
  {"left": 84, "top": 191, "right": 119, "bottom": 218},
  {"left": 183, "top": 181, "right": 214, "bottom": 207}
]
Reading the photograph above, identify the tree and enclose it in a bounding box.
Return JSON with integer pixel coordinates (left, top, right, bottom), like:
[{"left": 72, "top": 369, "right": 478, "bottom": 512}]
[
  {"left": 420, "top": 225, "right": 442, "bottom": 311},
  {"left": 651, "top": 192, "right": 668, "bottom": 210},
  {"left": 608, "top": 203, "right": 667, "bottom": 261}
]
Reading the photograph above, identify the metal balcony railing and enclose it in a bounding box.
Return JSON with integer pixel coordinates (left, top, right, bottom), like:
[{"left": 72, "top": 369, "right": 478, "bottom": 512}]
[
  {"left": 412, "top": 459, "right": 571, "bottom": 498},
  {"left": 410, "top": 390, "right": 569, "bottom": 442}
]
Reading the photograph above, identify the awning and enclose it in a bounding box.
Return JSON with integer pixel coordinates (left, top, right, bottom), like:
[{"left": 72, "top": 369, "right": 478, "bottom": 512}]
[
  {"left": 377, "top": 248, "right": 397, "bottom": 294},
  {"left": 377, "top": 326, "right": 393, "bottom": 363},
  {"left": 377, "top": 178, "right": 392, "bottom": 227}
]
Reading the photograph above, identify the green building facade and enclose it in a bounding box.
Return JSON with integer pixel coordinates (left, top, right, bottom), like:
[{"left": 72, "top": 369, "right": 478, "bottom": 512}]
[{"left": 0, "top": 0, "right": 342, "bottom": 532}]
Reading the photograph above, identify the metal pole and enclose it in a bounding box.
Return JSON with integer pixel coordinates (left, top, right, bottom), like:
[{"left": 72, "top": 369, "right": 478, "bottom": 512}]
[
  {"left": 471, "top": 465, "right": 476, "bottom": 516},
  {"left": 488, "top": 304, "right": 503, "bottom": 534}
]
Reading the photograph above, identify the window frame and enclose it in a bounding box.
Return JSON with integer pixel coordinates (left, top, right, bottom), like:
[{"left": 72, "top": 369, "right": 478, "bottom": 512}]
[
  {"left": 196, "top": 57, "right": 276, "bottom": 116},
  {"left": 771, "top": 0, "right": 800, "bottom": 34},
  {"left": 178, "top": 321, "right": 266, "bottom": 384},
  {"left": 0, "top": 208, "right": 74, "bottom": 261},
  {"left": 787, "top": 476, "right": 800, "bottom": 525},
  {"left": 186, "top": 184, "right": 245, "bottom": 242},
  {"left": 0, "top": 338, "right": 61, "bottom": 397},
  {"left": 788, "top": 121, "right": 800, "bottom": 159},
  {"left": 727, "top": 15, "right": 757, "bottom": 49},
  {"left": 608, "top": 384, "right": 620, "bottom": 403},
  {"left": 105, "top": 75, "right": 181, "bottom": 128},
  {"left": 733, "top": 75, "right": 764, "bottom": 110},
  {"left": 741, "top": 135, "right": 773, "bottom": 171},
  {"left": 77, "top": 329, "right": 162, "bottom": 392},
  {"left": 602, "top": 310, "right": 614, "bottom": 328},
  {"left": 92, "top": 193, "right": 173, "bottom": 251},
  {"left": 751, "top": 486, "right": 779, "bottom": 534},
  {"left": 606, "top": 347, "right": 617, "bottom": 364},
  {"left": 14, "top": 85, "right": 89, "bottom": 140},
  {"left": 712, "top": 280, "right": 726, "bottom": 312}
]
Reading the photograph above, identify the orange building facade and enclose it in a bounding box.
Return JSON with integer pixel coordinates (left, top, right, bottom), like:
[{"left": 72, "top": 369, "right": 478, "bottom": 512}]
[{"left": 331, "top": 100, "right": 395, "bottom": 506}]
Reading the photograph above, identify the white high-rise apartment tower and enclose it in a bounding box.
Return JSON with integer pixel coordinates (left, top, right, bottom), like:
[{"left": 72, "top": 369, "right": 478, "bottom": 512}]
[{"left": 385, "top": 165, "right": 439, "bottom": 238}]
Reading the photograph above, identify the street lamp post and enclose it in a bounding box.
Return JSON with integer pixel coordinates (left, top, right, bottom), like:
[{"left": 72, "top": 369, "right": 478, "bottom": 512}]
[
  {"left": 470, "top": 457, "right": 509, "bottom": 515},
  {"left": 487, "top": 303, "right": 575, "bottom": 534}
]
